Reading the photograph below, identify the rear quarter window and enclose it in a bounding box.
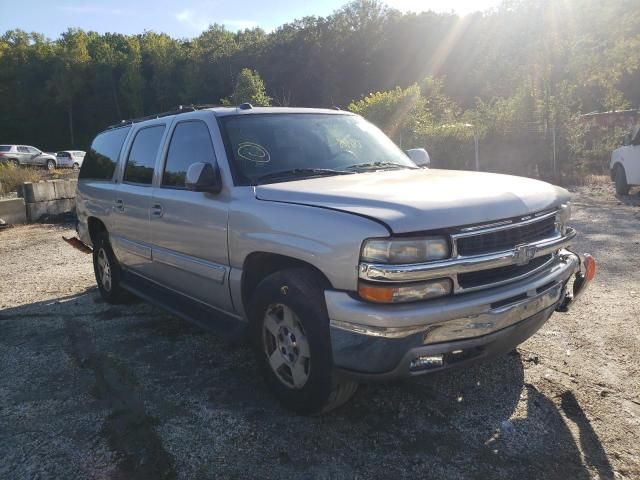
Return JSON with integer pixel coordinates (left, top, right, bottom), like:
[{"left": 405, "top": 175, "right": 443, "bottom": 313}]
[
  {"left": 79, "top": 126, "right": 131, "bottom": 180},
  {"left": 0, "top": 145, "right": 12, "bottom": 152}
]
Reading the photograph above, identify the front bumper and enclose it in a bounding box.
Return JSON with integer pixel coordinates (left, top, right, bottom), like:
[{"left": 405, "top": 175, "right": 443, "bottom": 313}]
[{"left": 328, "top": 250, "right": 591, "bottom": 380}]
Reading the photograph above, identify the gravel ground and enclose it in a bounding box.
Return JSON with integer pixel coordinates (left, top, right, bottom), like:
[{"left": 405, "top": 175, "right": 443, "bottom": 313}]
[{"left": 1, "top": 183, "right": 639, "bottom": 480}]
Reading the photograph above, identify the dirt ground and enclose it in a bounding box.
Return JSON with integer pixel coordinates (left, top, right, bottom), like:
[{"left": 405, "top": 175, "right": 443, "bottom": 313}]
[{"left": 1, "top": 183, "right": 638, "bottom": 480}]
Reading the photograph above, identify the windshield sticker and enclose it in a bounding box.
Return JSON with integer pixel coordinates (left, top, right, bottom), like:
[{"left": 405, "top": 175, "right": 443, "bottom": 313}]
[{"left": 238, "top": 142, "right": 271, "bottom": 163}]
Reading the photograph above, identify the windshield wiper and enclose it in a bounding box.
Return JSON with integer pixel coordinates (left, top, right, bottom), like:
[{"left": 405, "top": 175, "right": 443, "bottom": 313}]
[
  {"left": 344, "top": 161, "right": 417, "bottom": 171},
  {"left": 252, "top": 168, "right": 354, "bottom": 186}
]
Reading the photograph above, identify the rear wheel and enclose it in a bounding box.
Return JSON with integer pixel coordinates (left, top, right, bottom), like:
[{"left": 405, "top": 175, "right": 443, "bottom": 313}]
[
  {"left": 93, "top": 232, "right": 128, "bottom": 303},
  {"left": 45, "top": 159, "right": 55, "bottom": 171},
  {"left": 10, "top": 159, "right": 19, "bottom": 168},
  {"left": 615, "top": 165, "right": 630, "bottom": 195},
  {"left": 72, "top": 162, "right": 79, "bottom": 171},
  {"left": 248, "top": 268, "right": 358, "bottom": 415}
]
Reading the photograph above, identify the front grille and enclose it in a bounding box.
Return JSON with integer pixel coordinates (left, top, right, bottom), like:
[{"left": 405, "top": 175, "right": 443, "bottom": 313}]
[
  {"left": 456, "top": 216, "right": 556, "bottom": 256},
  {"left": 457, "top": 254, "right": 553, "bottom": 289}
]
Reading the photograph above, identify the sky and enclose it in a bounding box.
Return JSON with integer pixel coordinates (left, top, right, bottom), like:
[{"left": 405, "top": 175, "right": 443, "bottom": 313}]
[{"left": 0, "top": 0, "right": 502, "bottom": 39}]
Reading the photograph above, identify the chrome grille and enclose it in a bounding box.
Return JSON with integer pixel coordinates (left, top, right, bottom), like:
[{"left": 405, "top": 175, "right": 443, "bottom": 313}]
[
  {"left": 456, "top": 215, "right": 556, "bottom": 256},
  {"left": 457, "top": 254, "right": 553, "bottom": 289}
]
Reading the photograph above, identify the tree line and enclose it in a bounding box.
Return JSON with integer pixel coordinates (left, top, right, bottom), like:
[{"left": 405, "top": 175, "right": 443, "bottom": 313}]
[{"left": 1, "top": 0, "right": 638, "bottom": 176}]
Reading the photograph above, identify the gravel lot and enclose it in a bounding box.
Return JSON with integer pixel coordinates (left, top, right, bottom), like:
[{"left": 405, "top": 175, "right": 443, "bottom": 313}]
[{"left": 1, "top": 183, "right": 639, "bottom": 479}]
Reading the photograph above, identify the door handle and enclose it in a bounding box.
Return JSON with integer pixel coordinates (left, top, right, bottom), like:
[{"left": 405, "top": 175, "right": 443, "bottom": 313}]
[
  {"left": 114, "top": 199, "right": 124, "bottom": 212},
  {"left": 151, "top": 203, "right": 164, "bottom": 218}
]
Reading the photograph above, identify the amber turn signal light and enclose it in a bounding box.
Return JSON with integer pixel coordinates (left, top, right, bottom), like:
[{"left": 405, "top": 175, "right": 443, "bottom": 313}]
[
  {"left": 583, "top": 253, "right": 596, "bottom": 282},
  {"left": 358, "top": 283, "right": 395, "bottom": 303}
]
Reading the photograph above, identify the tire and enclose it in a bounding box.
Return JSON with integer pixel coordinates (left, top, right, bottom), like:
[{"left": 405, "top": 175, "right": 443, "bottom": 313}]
[
  {"left": 45, "top": 159, "right": 56, "bottom": 171},
  {"left": 72, "top": 163, "right": 80, "bottom": 171},
  {"left": 615, "top": 165, "right": 630, "bottom": 195},
  {"left": 10, "top": 159, "right": 19, "bottom": 168},
  {"left": 248, "top": 268, "right": 358, "bottom": 415},
  {"left": 92, "top": 232, "right": 128, "bottom": 303}
]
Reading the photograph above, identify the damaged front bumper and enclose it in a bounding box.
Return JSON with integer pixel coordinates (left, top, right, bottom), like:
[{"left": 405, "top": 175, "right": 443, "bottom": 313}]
[{"left": 327, "top": 249, "right": 594, "bottom": 381}]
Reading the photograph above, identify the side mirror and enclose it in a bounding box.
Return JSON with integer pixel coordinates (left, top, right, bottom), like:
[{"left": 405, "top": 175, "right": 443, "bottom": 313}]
[
  {"left": 623, "top": 134, "right": 632, "bottom": 146},
  {"left": 406, "top": 148, "right": 431, "bottom": 168},
  {"left": 185, "top": 162, "right": 222, "bottom": 193}
]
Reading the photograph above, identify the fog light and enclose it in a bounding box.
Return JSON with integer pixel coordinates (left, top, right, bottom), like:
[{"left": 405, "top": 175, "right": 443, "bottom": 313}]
[{"left": 410, "top": 354, "right": 444, "bottom": 371}]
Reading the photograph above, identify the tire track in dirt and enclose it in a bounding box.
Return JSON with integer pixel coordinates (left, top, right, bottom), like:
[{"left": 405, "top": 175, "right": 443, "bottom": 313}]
[{"left": 64, "top": 316, "right": 176, "bottom": 480}]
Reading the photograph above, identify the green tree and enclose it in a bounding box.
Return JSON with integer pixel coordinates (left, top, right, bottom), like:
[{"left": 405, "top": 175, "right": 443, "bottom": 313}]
[
  {"left": 47, "top": 29, "right": 90, "bottom": 147},
  {"left": 222, "top": 68, "right": 271, "bottom": 106}
]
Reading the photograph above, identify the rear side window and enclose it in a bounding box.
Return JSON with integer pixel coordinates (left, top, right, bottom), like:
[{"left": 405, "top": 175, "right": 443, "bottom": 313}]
[
  {"left": 123, "top": 125, "right": 165, "bottom": 185},
  {"left": 18, "top": 146, "right": 29, "bottom": 153},
  {"left": 162, "top": 121, "right": 215, "bottom": 188},
  {"left": 57, "top": 152, "right": 71, "bottom": 158},
  {"left": 0, "top": 145, "right": 11, "bottom": 152},
  {"left": 79, "top": 127, "right": 131, "bottom": 180}
]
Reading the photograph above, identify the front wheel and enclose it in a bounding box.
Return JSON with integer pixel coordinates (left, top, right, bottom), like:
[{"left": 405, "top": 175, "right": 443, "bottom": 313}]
[
  {"left": 72, "top": 163, "right": 80, "bottom": 171},
  {"left": 249, "top": 268, "right": 358, "bottom": 414},
  {"left": 45, "top": 159, "right": 56, "bottom": 171},
  {"left": 615, "top": 166, "right": 630, "bottom": 195}
]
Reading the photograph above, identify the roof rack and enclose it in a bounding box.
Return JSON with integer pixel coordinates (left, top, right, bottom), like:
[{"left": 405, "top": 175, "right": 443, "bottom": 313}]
[{"left": 105, "top": 104, "right": 223, "bottom": 130}]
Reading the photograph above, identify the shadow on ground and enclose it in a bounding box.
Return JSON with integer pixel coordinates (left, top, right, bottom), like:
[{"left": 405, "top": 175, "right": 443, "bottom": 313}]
[{"left": 0, "top": 290, "right": 613, "bottom": 479}]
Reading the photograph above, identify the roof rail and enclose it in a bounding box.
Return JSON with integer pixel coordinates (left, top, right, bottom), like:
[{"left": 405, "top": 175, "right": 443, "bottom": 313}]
[{"left": 105, "top": 104, "right": 223, "bottom": 130}]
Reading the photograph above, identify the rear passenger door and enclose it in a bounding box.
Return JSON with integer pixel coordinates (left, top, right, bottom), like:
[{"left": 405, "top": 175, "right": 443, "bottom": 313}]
[
  {"left": 17, "top": 146, "right": 31, "bottom": 165},
  {"left": 149, "top": 118, "right": 233, "bottom": 312},
  {"left": 111, "top": 122, "right": 168, "bottom": 277}
]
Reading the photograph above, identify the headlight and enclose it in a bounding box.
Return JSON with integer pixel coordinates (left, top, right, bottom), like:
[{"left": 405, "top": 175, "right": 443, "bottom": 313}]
[
  {"left": 556, "top": 203, "right": 572, "bottom": 234},
  {"left": 361, "top": 236, "right": 450, "bottom": 264},
  {"left": 358, "top": 278, "right": 452, "bottom": 303}
]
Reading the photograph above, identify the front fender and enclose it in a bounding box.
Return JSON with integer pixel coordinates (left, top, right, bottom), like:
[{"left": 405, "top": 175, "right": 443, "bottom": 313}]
[{"left": 228, "top": 195, "right": 389, "bottom": 292}]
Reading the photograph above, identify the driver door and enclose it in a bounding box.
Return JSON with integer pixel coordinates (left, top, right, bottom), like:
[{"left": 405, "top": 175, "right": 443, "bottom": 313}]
[
  {"left": 27, "top": 146, "right": 44, "bottom": 166},
  {"left": 149, "top": 117, "right": 233, "bottom": 312}
]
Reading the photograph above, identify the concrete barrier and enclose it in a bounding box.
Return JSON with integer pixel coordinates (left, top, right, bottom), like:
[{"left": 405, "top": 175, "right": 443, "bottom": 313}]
[
  {"left": 26, "top": 198, "right": 76, "bottom": 221},
  {"left": 21, "top": 179, "right": 77, "bottom": 222},
  {"left": 0, "top": 197, "right": 27, "bottom": 224}
]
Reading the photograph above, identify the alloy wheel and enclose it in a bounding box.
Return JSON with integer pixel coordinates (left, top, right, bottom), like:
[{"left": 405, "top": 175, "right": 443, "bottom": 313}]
[
  {"left": 97, "top": 248, "right": 112, "bottom": 292},
  {"left": 262, "top": 303, "right": 311, "bottom": 389}
]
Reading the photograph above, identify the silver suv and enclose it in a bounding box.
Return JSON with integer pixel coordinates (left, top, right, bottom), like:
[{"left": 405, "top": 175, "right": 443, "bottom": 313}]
[
  {"left": 0, "top": 144, "right": 57, "bottom": 169},
  {"left": 75, "top": 105, "right": 595, "bottom": 414}
]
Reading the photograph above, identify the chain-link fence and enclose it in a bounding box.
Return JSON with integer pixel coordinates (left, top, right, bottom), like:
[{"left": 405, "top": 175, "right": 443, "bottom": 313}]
[{"left": 410, "top": 119, "right": 627, "bottom": 183}]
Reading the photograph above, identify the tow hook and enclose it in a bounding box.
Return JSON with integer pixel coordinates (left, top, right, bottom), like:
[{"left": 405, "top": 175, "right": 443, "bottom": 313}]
[
  {"left": 556, "top": 253, "right": 596, "bottom": 312},
  {"left": 63, "top": 236, "right": 92, "bottom": 254}
]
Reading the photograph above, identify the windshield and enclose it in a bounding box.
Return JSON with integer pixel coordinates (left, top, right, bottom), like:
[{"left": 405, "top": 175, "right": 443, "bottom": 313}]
[{"left": 218, "top": 113, "right": 416, "bottom": 185}]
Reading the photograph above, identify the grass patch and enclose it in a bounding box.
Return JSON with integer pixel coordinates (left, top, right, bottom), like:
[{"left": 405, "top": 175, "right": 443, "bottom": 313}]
[{"left": 0, "top": 163, "right": 42, "bottom": 194}]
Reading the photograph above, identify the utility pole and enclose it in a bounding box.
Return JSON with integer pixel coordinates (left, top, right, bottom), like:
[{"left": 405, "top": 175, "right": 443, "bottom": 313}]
[{"left": 552, "top": 125, "right": 557, "bottom": 177}]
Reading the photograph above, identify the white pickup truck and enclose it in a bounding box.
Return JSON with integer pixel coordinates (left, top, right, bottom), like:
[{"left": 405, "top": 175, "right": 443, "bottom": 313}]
[{"left": 611, "top": 126, "right": 640, "bottom": 194}]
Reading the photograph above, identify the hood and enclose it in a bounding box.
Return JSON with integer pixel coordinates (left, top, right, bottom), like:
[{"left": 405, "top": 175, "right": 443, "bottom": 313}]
[{"left": 255, "top": 169, "right": 570, "bottom": 233}]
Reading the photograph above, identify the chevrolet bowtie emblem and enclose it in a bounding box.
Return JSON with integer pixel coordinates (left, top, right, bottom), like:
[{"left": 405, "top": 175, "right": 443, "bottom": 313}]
[{"left": 513, "top": 244, "right": 537, "bottom": 265}]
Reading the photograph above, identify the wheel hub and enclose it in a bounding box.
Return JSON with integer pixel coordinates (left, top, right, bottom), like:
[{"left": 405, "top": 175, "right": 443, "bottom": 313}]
[{"left": 276, "top": 325, "right": 300, "bottom": 365}]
